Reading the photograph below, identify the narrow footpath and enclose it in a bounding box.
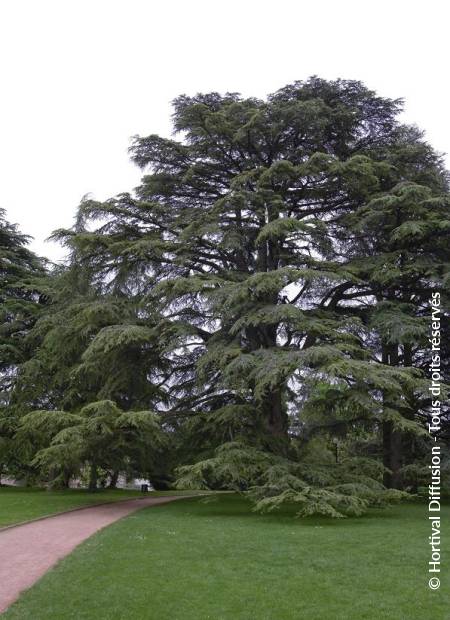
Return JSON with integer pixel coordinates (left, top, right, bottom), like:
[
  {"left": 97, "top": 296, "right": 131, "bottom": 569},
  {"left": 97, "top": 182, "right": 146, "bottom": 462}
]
[{"left": 0, "top": 496, "right": 186, "bottom": 614}]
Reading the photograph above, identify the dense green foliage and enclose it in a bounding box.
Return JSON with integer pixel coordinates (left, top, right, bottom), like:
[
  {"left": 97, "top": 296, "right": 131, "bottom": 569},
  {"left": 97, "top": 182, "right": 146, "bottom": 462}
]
[
  {"left": 1, "top": 78, "right": 449, "bottom": 516},
  {"left": 17, "top": 400, "right": 166, "bottom": 490},
  {"left": 4, "top": 495, "right": 449, "bottom": 619},
  {"left": 0, "top": 209, "right": 47, "bottom": 383},
  {"left": 0, "top": 210, "right": 49, "bottom": 479}
]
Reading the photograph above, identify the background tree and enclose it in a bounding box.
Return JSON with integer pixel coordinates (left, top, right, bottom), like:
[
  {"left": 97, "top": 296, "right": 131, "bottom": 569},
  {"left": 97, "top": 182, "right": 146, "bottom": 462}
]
[
  {"left": 18, "top": 401, "right": 166, "bottom": 489},
  {"left": 0, "top": 210, "right": 48, "bottom": 482},
  {"left": 0, "top": 209, "right": 47, "bottom": 393},
  {"left": 4, "top": 218, "right": 171, "bottom": 487}
]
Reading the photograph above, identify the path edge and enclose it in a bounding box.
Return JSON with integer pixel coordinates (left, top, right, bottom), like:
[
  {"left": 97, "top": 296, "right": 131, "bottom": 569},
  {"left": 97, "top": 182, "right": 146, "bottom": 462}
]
[
  {"left": 0, "top": 494, "right": 206, "bottom": 616},
  {"left": 0, "top": 493, "right": 205, "bottom": 533}
]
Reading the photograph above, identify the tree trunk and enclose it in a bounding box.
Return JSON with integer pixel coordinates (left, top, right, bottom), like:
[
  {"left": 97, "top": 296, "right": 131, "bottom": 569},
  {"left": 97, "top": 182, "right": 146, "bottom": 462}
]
[
  {"left": 108, "top": 470, "right": 119, "bottom": 489},
  {"left": 382, "top": 419, "right": 403, "bottom": 488},
  {"left": 246, "top": 321, "right": 289, "bottom": 447},
  {"left": 402, "top": 343, "right": 417, "bottom": 488},
  {"left": 263, "top": 388, "right": 288, "bottom": 437},
  {"left": 382, "top": 344, "right": 403, "bottom": 489},
  {"left": 88, "top": 462, "right": 98, "bottom": 491},
  {"left": 62, "top": 470, "right": 71, "bottom": 489}
]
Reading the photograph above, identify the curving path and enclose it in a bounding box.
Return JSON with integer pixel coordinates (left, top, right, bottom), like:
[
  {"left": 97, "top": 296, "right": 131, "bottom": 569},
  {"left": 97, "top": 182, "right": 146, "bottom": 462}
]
[{"left": 0, "top": 496, "right": 187, "bottom": 614}]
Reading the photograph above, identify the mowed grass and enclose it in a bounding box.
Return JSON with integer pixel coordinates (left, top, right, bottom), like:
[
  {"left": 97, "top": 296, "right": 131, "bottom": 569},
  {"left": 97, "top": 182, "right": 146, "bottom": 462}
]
[
  {"left": 4, "top": 495, "right": 449, "bottom": 619},
  {"left": 0, "top": 486, "right": 197, "bottom": 527}
]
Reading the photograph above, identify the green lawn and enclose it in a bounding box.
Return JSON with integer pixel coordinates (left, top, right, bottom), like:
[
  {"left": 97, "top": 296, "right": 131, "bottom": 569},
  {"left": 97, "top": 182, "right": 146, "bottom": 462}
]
[
  {"left": 0, "top": 486, "right": 197, "bottom": 528},
  {"left": 3, "top": 494, "right": 448, "bottom": 619}
]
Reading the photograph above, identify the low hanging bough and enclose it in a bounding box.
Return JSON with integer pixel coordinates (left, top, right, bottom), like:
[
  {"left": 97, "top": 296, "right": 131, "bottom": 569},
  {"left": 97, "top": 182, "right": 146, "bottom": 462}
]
[{"left": 175, "top": 441, "right": 412, "bottom": 519}]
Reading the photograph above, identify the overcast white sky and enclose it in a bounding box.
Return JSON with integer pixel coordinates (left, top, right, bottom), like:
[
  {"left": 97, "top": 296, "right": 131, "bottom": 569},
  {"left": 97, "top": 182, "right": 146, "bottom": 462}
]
[{"left": 1, "top": 0, "right": 449, "bottom": 262}]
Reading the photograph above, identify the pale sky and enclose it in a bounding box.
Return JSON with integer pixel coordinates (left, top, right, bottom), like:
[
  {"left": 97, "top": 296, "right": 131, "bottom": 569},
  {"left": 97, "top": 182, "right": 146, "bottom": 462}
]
[{"left": 1, "top": 0, "right": 449, "bottom": 262}]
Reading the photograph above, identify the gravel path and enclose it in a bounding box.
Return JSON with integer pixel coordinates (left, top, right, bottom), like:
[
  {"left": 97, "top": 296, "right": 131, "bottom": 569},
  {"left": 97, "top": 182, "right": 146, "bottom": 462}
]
[{"left": 0, "top": 496, "right": 186, "bottom": 614}]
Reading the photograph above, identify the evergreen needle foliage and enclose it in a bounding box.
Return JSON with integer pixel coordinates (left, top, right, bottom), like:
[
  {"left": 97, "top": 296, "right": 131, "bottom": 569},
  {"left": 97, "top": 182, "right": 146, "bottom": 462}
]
[{"left": 1, "top": 78, "right": 449, "bottom": 513}]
